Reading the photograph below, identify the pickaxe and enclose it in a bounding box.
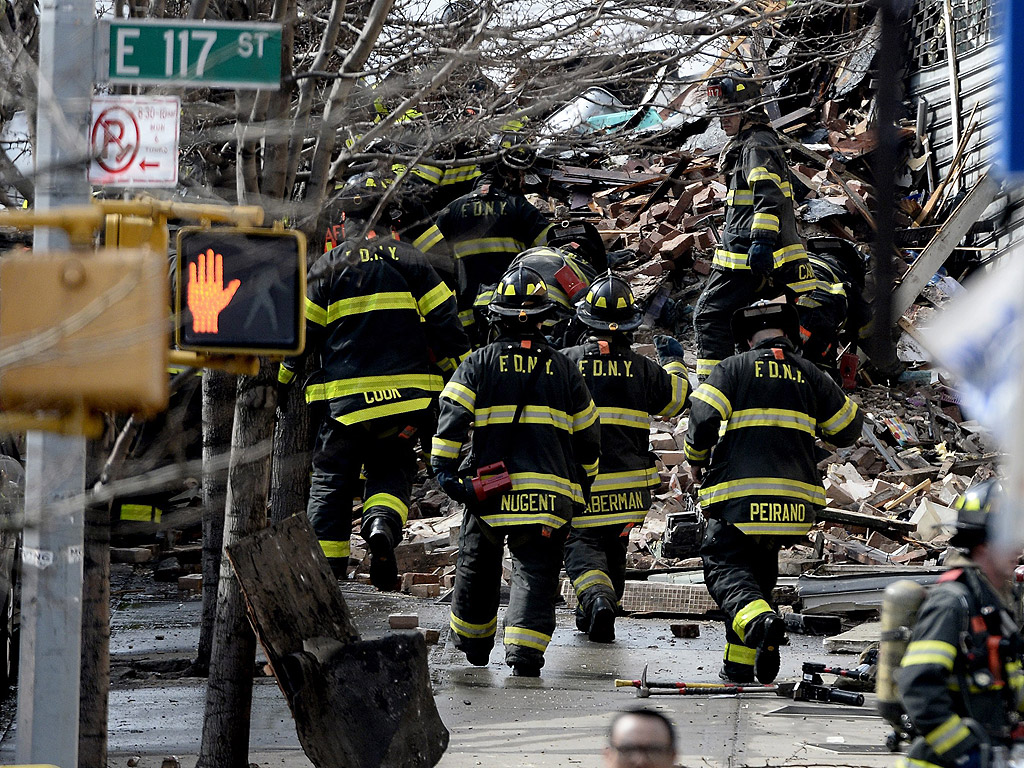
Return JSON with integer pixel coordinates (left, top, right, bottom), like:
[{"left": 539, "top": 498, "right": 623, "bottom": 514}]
[{"left": 615, "top": 664, "right": 781, "bottom": 698}]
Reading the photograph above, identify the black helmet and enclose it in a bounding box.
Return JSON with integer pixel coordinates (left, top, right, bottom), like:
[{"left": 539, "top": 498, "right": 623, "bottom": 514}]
[
  {"left": 497, "top": 132, "right": 536, "bottom": 171},
  {"left": 577, "top": 273, "right": 643, "bottom": 332},
  {"left": 547, "top": 220, "right": 607, "bottom": 268},
  {"left": 706, "top": 70, "right": 763, "bottom": 117},
  {"left": 489, "top": 264, "right": 552, "bottom": 320},
  {"left": 951, "top": 480, "right": 1003, "bottom": 547},
  {"left": 335, "top": 170, "right": 405, "bottom": 225},
  {"left": 730, "top": 298, "right": 800, "bottom": 346}
]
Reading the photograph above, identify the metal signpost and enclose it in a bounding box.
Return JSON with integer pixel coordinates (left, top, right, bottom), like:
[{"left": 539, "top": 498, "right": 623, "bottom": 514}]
[
  {"left": 98, "top": 18, "right": 282, "bottom": 89},
  {"left": 16, "top": 0, "right": 92, "bottom": 765}
]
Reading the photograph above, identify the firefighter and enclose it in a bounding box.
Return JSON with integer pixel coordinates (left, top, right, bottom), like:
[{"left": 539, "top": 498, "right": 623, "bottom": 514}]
[
  {"left": 685, "top": 299, "right": 862, "bottom": 683},
  {"left": 895, "top": 480, "right": 1024, "bottom": 768},
  {"left": 431, "top": 264, "right": 601, "bottom": 676},
  {"left": 278, "top": 175, "right": 470, "bottom": 588},
  {"left": 505, "top": 245, "right": 597, "bottom": 347},
  {"left": 797, "top": 236, "right": 872, "bottom": 380},
  {"left": 561, "top": 274, "right": 690, "bottom": 642},
  {"left": 413, "top": 142, "right": 552, "bottom": 345},
  {"left": 694, "top": 70, "right": 814, "bottom": 381}
]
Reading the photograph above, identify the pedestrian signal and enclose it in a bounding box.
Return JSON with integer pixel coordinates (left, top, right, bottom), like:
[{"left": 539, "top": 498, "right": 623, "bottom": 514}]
[{"left": 175, "top": 227, "right": 306, "bottom": 356}]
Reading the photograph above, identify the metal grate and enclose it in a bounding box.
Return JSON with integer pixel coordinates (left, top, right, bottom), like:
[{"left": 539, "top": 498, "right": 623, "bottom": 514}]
[{"left": 908, "top": 0, "right": 993, "bottom": 72}]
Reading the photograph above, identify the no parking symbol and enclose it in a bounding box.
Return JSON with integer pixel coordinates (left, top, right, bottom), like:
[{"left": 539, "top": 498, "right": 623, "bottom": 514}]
[{"left": 89, "top": 95, "right": 180, "bottom": 187}]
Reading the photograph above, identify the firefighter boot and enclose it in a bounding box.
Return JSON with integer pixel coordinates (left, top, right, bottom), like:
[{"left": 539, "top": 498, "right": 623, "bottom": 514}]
[
  {"left": 748, "top": 613, "right": 785, "bottom": 684},
  {"left": 586, "top": 596, "right": 617, "bottom": 643},
  {"left": 363, "top": 513, "right": 400, "bottom": 591}
]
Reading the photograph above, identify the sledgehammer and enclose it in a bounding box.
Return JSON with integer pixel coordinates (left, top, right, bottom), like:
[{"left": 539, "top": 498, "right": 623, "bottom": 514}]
[{"left": 615, "top": 664, "right": 780, "bottom": 698}]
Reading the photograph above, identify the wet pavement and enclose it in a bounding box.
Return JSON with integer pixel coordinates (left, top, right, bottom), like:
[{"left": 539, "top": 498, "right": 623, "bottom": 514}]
[{"left": 0, "top": 572, "right": 896, "bottom": 767}]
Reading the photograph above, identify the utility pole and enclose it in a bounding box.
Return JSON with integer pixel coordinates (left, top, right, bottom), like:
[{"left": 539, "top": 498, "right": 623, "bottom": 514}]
[{"left": 15, "top": 0, "right": 93, "bottom": 765}]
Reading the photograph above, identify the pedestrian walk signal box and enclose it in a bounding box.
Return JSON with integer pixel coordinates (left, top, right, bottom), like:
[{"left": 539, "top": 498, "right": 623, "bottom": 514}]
[{"left": 175, "top": 227, "right": 306, "bottom": 356}]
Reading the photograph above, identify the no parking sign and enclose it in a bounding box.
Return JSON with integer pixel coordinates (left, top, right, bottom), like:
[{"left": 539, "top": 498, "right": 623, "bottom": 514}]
[{"left": 89, "top": 95, "right": 180, "bottom": 187}]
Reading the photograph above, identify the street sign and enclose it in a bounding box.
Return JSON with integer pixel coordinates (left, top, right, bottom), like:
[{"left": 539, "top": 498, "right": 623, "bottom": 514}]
[
  {"left": 175, "top": 227, "right": 306, "bottom": 356},
  {"left": 90, "top": 96, "right": 179, "bottom": 187},
  {"left": 99, "top": 19, "right": 281, "bottom": 90},
  {"left": 1004, "top": 0, "right": 1024, "bottom": 176}
]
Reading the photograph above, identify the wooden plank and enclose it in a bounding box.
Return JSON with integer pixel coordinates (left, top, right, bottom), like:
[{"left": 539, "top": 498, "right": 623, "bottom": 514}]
[
  {"left": 892, "top": 173, "right": 1000, "bottom": 319},
  {"left": 816, "top": 506, "right": 917, "bottom": 535},
  {"left": 227, "top": 514, "right": 359, "bottom": 664}
]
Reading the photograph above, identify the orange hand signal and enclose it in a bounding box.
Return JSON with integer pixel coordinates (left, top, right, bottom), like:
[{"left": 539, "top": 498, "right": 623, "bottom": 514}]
[{"left": 188, "top": 248, "right": 241, "bottom": 334}]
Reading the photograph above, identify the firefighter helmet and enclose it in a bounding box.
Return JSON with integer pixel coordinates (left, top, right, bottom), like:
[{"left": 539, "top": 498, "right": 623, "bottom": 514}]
[
  {"left": 489, "top": 264, "right": 553, "bottom": 320},
  {"left": 546, "top": 220, "right": 607, "bottom": 268},
  {"left": 730, "top": 298, "right": 800, "bottom": 346},
  {"left": 497, "top": 131, "right": 536, "bottom": 171},
  {"left": 951, "top": 479, "right": 1003, "bottom": 547},
  {"left": 706, "top": 70, "right": 763, "bottom": 117},
  {"left": 577, "top": 272, "right": 643, "bottom": 332},
  {"left": 336, "top": 171, "right": 391, "bottom": 213}
]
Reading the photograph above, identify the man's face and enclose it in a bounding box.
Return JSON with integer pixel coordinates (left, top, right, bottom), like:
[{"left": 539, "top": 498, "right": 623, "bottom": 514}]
[
  {"left": 604, "top": 714, "right": 676, "bottom": 768},
  {"left": 720, "top": 112, "right": 742, "bottom": 136}
]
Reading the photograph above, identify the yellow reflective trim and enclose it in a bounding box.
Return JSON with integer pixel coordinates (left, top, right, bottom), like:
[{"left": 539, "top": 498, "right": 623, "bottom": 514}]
[
  {"left": 453, "top": 237, "right": 523, "bottom": 259},
  {"left": 724, "top": 642, "right": 756, "bottom": 665},
  {"left": 663, "top": 360, "right": 687, "bottom": 376},
  {"left": 820, "top": 398, "right": 858, "bottom": 436},
  {"left": 411, "top": 164, "right": 444, "bottom": 184},
  {"left": 726, "top": 189, "right": 754, "bottom": 206},
  {"left": 597, "top": 406, "right": 650, "bottom": 429},
  {"left": 572, "top": 569, "right": 614, "bottom": 595},
  {"left": 431, "top": 436, "right": 461, "bottom": 460},
  {"left": 364, "top": 493, "right": 409, "bottom": 525},
  {"left": 277, "top": 366, "right": 296, "bottom": 384},
  {"left": 326, "top": 292, "right": 417, "bottom": 322},
  {"left": 692, "top": 384, "right": 732, "bottom": 421},
  {"left": 712, "top": 249, "right": 750, "bottom": 270},
  {"left": 752, "top": 212, "right": 780, "bottom": 232},
  {"left": 334, "top": 397, "right": 433, "bottom": 426},
  {"left": 735, "top": 521, "right": 812, "bottom": 535},
  {"left": 725, "top": 408, "right": 816, "bottom": 435},
  {"left": 504, "top": 626, "right": 551, "bottom": 651},
  {"left": 572, "top": 401, "right": 599, "bottom": 431},
  {"left": 748, "top": 166, "right": 782, "bottom": 185},
  {"left": 772, "top": 243, "right": 806, "bottom": 268},
  {"left": 582, "top": 459, "right": 599, "bottom": 477},
  {"left": 732, "top": 598, "right": 773, "bottom": 643},
  {"left": 507, "top": 471, "right": 583, "bottom": 503},
  {"left": 307, "top": 373, "right": 444, "bottom": 401},
  {"left": 120, "top": 503, "right": 160, "bottom": 522},
  {"left": 413, "top": 225, "right": 444, "bottom": 252},
  {"left": 696, "top": 358, "right": 722, "bottom": 377},
  {"left": 698, "top": 477, "right": 826, "bottom": 507},
  {"left": 684, "top": 443, "right": 709, "bottom": 462},
  {"left": 441, "top": 164, "right": 482, "bottom": 185},
  {"left": 902, "top": 640, "right": 957, "bottom": 670},
  {"left": 895, "top": 759, "right": 944, "bottom": 768},
  {"left": 440, "top": 380, "right": 476, "bottom": 412},
  {"left": 458, "top": 309, "right": 476, "bottom": 328},
  {"left": 480, "top": 512, "right": 568, "bottom": 528},
  {"left": 591, "top": 467, "right": 659, "bottom": 492},
  {"left": 450, "top": 612, "right": 497, "bottom": 638},
  {"left": 418, "top": 282, "right": 454, "bottom": 316},
  {"left": 573, "top": 509, "right": 648, "bottom": 527},
  {"left": 475, "top": 404, "right": 572, "bottom": 431},
  {"left": 305, "top": 297, "right": 328, "bottom": 326},
  {"left": 926, "top": 714, "right": 970, "bottom": 755},
  {"left": 319, "top": 539, "right": 351, "bottom": 558},
  {"left": 531, "top": 224, "right": 553, "bottom": 248},
  {"left": 658, "top": 375, "right": 689, "bottom": 417}
]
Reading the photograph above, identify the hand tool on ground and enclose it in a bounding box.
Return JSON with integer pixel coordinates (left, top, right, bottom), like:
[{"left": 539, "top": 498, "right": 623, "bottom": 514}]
[
  {"left": 802, "top": 661, "right": 874, "bottom": 682},
  {"left": 616, "top": 665, "right": 781, "bottom": 698}
]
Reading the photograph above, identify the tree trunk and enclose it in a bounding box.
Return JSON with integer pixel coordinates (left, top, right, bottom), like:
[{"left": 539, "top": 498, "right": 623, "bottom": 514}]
[
  {"left": 196, "top": 362, "right": 276, "bottom": 768},
  {"left": 269, "top": 356, "right": 312, "bottom": 524},
  {"left": 195, "top": 370, "right": 235, "bottom": 675},
  {"left": 78, "top": 501, "right": 110, "bottom": 768}
]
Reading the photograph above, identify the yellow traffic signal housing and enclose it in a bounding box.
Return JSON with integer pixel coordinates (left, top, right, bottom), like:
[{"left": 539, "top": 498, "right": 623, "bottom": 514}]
[
  {"left": 105, "top": 212, "right": 170, "bottom": 254},
  {"left": 175, "top": 226, "right": 306, "bottom": 356},
  {"left": 0, "top": 248, "right": 169, "bottom": 415}
]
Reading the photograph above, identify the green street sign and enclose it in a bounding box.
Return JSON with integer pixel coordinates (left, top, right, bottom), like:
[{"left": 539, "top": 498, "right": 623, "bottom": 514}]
[{"left": 100, "top": 19, "right": 281, "bottom": 90}]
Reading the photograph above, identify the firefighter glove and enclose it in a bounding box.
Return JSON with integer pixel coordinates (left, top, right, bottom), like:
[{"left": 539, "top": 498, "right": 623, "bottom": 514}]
[
  {"left": 437, "top": 469, "right": 473, "bottom": 504},
  {"left": 654, "top": 334, "right": 685, "bottom": 363},
  {"left": 747, "top": 239, "right": 775, "bottom": 278}
]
